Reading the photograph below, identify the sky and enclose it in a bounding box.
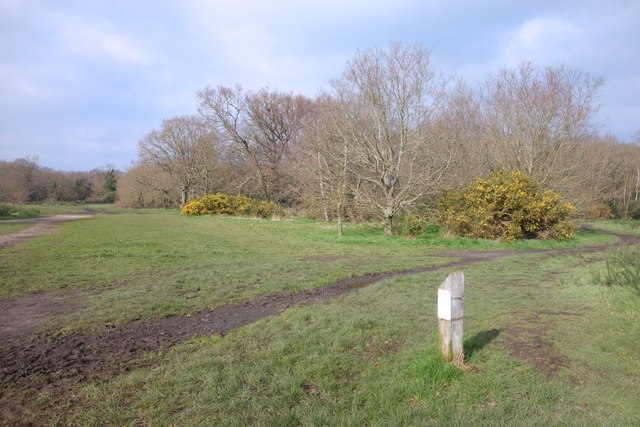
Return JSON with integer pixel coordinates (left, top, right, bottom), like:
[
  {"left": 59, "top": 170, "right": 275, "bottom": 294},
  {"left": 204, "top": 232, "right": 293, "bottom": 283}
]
[{"left": 0, "top": 0, "right": 638, "bottom": 171}]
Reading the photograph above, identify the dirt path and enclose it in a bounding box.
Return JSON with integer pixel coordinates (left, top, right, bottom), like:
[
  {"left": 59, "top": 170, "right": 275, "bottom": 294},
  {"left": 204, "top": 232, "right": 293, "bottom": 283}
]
[
  {"left": 0, "top": 214, "right": 93, "bottom": 249},
  {"left": 0, "top": 227, "right": 638, "bottom": 424}
]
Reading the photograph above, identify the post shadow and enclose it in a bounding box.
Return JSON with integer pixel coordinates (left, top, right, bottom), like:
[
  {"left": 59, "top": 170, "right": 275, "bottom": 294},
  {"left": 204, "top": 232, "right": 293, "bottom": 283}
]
[{"left": 463, "top": 328, "right": 501, "bottom": 360}]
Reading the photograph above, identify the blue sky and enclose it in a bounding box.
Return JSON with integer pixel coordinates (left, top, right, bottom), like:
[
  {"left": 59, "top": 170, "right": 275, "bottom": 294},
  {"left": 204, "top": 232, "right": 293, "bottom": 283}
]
[{"left": 1, "top": 0, "right": 638, "bottom": 171}]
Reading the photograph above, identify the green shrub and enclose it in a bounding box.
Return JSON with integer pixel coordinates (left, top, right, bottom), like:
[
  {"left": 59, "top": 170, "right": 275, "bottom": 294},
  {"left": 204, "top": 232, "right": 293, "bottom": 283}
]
[
  {"left": 436, "top": 170, "right": 576, "bottom": 242},
  {"left": 0, "top": 204, "right": 40, "bottom": 219},
  {"left": 630, "top": 202, "right": 640, "bottom": 220},
  {"left": 0, "top": 204, "right": 13, "bottom": 217},
  {"left": 102, "top": 191, "right": 118, "bottom": 203},
  {"left": 596, "top": 247, "right": 640, "bottom": 295},
  {"left": 395, "top": 211, "right": 428, "bottom": 238},
  {"left": 251, "top": 200, "right": 281, "bottom": 219}
]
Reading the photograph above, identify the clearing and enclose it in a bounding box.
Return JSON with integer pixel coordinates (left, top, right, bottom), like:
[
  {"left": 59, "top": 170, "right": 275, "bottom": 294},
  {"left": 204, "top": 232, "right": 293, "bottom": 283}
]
[{"left": 0, "top": 210, "right": 638, "bottom": 425}]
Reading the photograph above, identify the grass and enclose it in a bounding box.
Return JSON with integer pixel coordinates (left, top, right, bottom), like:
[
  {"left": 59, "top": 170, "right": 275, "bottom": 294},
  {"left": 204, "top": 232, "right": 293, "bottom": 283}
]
[
  {"left": 0, "top": 222, "right": 33, "bottom": 235},
  {"left": 0, "top": 202, "right": 120, "bottom": 219},
  {"left": 594, "top": 246, "right": 640, "bottom": 295},
  {"left": 66, "top": 252, "right": 640, "bottom": 426},
  {"left": 0, "top": 210, "right": 615, "bottom": 331},
  {"left": 2, "top": 209, "right": 639, "bottom": 425},
  {"left": 0, "top": 203, "right": 40, "bottom": 219},
  {"left": 585, "top": 219, "right": 640, "bottom": 235}
]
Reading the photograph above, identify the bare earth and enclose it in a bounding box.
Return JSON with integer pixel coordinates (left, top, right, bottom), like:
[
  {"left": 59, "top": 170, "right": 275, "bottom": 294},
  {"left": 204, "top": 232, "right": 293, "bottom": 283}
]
[
  {"left": 0, "top": 218, "right": 638, "bottom": 425},
  {"left": 0, "top": 215, "right": 93, "bottom": 249}
]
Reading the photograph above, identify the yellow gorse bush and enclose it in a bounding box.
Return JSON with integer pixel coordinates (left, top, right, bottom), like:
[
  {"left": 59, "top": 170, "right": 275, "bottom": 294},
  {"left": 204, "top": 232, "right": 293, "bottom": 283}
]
[
  {"left": 436, "top": 170, "right": 576, "bottom": 242},
  {"left": 181, "top": 193, "right": 281, "bottom": 218}
]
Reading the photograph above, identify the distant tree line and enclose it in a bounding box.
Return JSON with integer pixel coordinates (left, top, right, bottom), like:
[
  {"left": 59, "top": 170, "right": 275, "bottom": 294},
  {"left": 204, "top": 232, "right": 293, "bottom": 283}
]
[{"left": 0, "top": 156, "right": 119, "bottom": 204}]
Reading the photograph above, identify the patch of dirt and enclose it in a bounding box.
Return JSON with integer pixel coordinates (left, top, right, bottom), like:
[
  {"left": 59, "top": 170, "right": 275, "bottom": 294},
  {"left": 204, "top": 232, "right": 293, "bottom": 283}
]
[
  {"left": 0, "top": 227, "right": 638, "bottom": 424},
  {"left": 500, "top": 316, "right": 568, "bottom": 378},
  {"left": 500, "top": 307, "right": 588, "bottom": 377},
  {"left": 0, "top": 215, "right": 93, "bottom": 249},
  {"left": 0, "top": 292, "right": 83, "bottom": 339}
]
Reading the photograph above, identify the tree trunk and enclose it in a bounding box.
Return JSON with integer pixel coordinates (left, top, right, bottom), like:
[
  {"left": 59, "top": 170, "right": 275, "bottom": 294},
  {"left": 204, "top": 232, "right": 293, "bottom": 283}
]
[
  {"left": 383, "top": 206, "right": 394, "bottom": 236},
  {"left": 318, "top": 153, "right": 329, "bottom": 222},
  {"left": 336, "top": 201, "right": 343, "bottom": 237},
  {"left": 636, "top": 167, "right": 640, "bottom": 202},
  {"left": 180, "top": 186, "right": 189, "bottom": 208}
]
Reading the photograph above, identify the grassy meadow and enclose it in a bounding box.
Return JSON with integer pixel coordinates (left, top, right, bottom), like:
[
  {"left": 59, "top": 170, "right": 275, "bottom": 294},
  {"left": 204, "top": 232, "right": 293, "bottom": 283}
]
[{"left": 1, "top": 207, "right": 639, "bottom": 425}]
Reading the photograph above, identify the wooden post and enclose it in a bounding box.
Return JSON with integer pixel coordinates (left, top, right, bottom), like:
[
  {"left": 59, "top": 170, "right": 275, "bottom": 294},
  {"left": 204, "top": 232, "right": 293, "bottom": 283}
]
[{"left": 438, "top": 272, "right": 464, "bottom": 365}]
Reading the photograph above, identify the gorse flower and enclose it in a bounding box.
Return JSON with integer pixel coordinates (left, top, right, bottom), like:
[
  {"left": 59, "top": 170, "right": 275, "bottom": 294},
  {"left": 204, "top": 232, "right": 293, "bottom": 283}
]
[
  {"left": 181, "top": 193, "right": 281, "bottom": 219},
  {"left": 436, "top": 170, "right": 575, "bottom": 242}
]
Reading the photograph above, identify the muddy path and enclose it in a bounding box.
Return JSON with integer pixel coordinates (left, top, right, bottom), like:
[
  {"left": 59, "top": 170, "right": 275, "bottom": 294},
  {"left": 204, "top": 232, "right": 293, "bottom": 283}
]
[
  {"left": 0, "top": 214, "right": 94, "bottom": 249},
  {"left": 1, "top": 227, "right": 639, "bottom": 424}
]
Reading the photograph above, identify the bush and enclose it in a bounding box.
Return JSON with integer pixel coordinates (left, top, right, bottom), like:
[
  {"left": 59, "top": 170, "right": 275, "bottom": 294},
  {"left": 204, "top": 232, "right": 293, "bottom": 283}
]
[
  {"left": 102, "top": 191, "right": 118, "bottom": 203},
  {"left": 629, "top": 202, "right": 640, "bottom": 220},
  {"left": 395, "top": 211, "right": 428, "bottom": 238},
  {"left": 251, "top": 200, "right": 281, "bottom": 219},
  {"left": 436, "top": 170, "right": 576, "bottom": 242},
  {"left": 228, "top": 194, "right": 252, "bottom": 215},
  {"left": 181, "top": 193, "right": 282, "bottom": 219},
  {"left": 0, "top": 204, "right": 40, "bottom": 219}
]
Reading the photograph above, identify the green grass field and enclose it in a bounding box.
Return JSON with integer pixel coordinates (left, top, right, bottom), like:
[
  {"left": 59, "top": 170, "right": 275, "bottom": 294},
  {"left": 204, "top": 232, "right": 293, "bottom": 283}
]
[{"left": 1, "top": 208, "right": 639, "bottom": 425}]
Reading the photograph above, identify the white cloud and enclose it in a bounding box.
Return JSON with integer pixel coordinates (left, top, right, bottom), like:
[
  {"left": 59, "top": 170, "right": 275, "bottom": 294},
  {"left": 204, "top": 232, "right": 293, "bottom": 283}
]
[
  {"left": 58, "top": 19, "right": 151, "bottom": 66},
  {"left": 183, "top": 0, "right": 420, "bottom": 94},
  {"left": 0, "top": 63, "right": 76, "bottom": 108},
  {"left": 498, "top": 17, "right": 582, "bottom": 66}
]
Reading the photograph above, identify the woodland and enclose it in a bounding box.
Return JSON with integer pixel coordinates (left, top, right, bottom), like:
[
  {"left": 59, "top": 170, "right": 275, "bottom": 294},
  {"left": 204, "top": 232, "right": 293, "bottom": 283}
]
[{"left": 2, "top": 44, "right": 639, "bottom": 233}]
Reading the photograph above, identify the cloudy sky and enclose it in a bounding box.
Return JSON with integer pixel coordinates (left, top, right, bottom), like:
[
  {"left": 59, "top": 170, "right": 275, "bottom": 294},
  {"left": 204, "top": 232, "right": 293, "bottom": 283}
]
[{"left": 1, "top": 0, "right": 638, "bottom": 171}]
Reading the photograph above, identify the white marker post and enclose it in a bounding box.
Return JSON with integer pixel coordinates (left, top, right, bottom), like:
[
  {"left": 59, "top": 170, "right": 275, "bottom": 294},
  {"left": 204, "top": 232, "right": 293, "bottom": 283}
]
[{"left": 438, "top": 272, "right": 464, "bottom": 365}]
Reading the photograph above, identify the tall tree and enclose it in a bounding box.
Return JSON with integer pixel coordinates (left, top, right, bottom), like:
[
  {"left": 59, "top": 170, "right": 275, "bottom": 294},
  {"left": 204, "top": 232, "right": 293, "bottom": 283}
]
[
  {"left": 138, "top": 115, "right": 219, "bottom": 206},
  {"left": 198, "top": 85, "right": 311, "bottom": 203},
  {"left": 481, "top": 63, "right": 603, "bottom": 190},
  {"left": 328, "top": 42, "right": 450, "bottom": 234},
  {"left": 103, "top": 168, "right": 118, "bottom": 192}
]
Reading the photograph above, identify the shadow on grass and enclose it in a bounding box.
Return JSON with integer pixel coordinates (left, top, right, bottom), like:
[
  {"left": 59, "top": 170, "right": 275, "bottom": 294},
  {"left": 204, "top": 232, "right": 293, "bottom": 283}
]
[{"left": 464, "top": 328, "right": 501, "bottom": 360}]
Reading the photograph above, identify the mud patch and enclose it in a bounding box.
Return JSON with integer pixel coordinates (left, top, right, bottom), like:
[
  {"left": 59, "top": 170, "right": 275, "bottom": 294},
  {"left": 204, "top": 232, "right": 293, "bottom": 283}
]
[
  {"left": 0, "top": 223, "right": 57, "bottom": 249},
  {"left": 0, "top": 215, "right": 93, "bottom": 249},
  {"left": 500, "top": 315, "right": 568, "bottom": 378},
  {"left": 0, "top": 260, "right": 465, "bottom": 422},
  {"left": 0, "top": 291, "right": 83, "bottom": 339}
]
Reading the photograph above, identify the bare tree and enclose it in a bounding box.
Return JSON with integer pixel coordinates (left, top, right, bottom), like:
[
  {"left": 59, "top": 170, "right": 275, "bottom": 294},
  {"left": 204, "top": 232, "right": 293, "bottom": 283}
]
[
  {"left": 116, "top": 161, "right": 179, "bottom": 208},
  {"left": 198, "top": 85, "right": 311, "bottom": 203},
  {"left": 138, "top": 115, "right": 220, "bottom": 206},
  {"left": 481, "top": 63, "right": 603, "bottom": 189},
  {"left": 431, "top": 79, "right": 486, "bottom": 190},
  {"left": 328, "top": 42, "right": 450, "bottom": 234},
  {"left": 293, "top": 95, "right": 360, "bottom": 235}
]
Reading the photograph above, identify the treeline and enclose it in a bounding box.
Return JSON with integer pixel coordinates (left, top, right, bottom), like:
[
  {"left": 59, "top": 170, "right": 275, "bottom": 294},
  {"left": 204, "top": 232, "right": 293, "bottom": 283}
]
[
  {"left": 119, "top": 43, "right": 640, "bottom": 232},
  {"left": 0, "top": 156, "right": 119, "bottom": 204},
  {"left": 4, "top": 43, "right": 639, "bottom": 232}
]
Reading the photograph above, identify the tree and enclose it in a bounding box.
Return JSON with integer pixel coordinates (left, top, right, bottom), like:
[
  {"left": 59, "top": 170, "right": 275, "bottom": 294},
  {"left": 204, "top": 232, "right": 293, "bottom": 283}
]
[
  {"left": 294, "top": 95, "right": 360, "bottom": 235},
  {"left": 481, "top": 63, "right": 603, "bottom": 190},
  {"left": 198, "top": 85, "right": 311, "bottom": 203},
  {"left": 138, "top": 115, "right": 220, "bottom": 206},
  {"left": 328, "top": 42, "right": 450, "bottom": 234},
  {"left": 100, "top": 168, "right": 118, "bottom": 203},
  {"left": 103, "top": 168, "right": 117, "bottom": 192},
  {"left": 74, "top": 177, "right": 93, "bottom": 201}
]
